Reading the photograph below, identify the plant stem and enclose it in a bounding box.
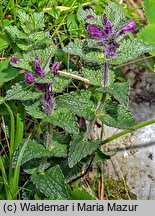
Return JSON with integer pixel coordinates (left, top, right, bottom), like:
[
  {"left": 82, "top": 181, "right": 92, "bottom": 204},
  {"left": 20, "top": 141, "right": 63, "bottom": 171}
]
[
  {"left": 101, "top": 118, "right": 155, "bottom": 146},
  {"left": 103, "top": 61, "right": 109, "bottom": 87}
]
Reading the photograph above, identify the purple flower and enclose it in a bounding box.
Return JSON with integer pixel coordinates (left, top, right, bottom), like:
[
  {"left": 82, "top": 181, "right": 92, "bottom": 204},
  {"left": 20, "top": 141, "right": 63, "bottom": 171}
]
[
  {"left": 86, "top": 15, "right": 95, "bottom": 20},
  {"left": 116, "top": 20, "right": 136, "bottom": 37},
  {"left": 102, "top": 15, "right": 113, "bottom": 35},
  {"left": 25, "top": 73, "right": 34, "bottom": 84},
  {"left": 106, "top": 41, "right": 120, "bottom": 58},
  {"left": 11, "top": 57, "right": 20, "bottom": 64},
  {"left": 42, "top": 84, "right": 54, "bottom": 114},
  {"left": 87, "top": 24, "right": 108, "bottom": 41},
  {"left": 34, "top": 60, "right": 45, "bottom": 77},
  {"left": 52, "top": 61, "right": 60, "bottom": 76},
  {"left": 86, "top": 15, "right": 114, "bottom": 41}
]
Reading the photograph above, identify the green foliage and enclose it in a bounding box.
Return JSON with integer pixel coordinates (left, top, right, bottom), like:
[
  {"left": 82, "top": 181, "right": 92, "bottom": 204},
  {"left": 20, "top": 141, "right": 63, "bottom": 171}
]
[
  {"left": 0, "top": 59, "right": 19, "bottom": 86},
  {"left": 44, "top": 108, "right": 79, "bottom": 134},
  {"left": 31, "top": 165, "right": 69, "bottom": 199},
  {"left": 63, "top": 39, "right": 104, "bottom": 66},
  {"left": 98, "top": 100, "right": 135, "bottom": 129},
  {"left": 56, "top": 90, "right": 95, "bottom": 121},
  {"left": 96, "top": 82, "right": 129, "bottom": 107},
  {"left": 5, "top": 83, "right": 43, "bottom": 101},
  {"left": 104, "top": 2, "right": 127, "bottom": 31},
  {"left": 143, "top": 0, "right": 155, "bottom": 24},
  {"left": 24, "top": 100, "right": 46, "bottom": 119},
  {"left": 53, "top": 69, "right": 79, "bottom": 93},
  {"left": 12, "top": 140, "right": 68, "bottom": 167},
  {"left": 68, "top": 135, "right": 102, "bottom": 168},
  {"left": 111, "top": 39, "right": 153, "bottom": 65},
  {"left": 68, "top": 187, "right": 96, "bottom": 200},
  {"left": 5, "top": 11, "right": 51, "bottom": 52},
  {"left": 0, "top": 32, "right": 11, "bottom": 52},
  {"left": 0, "top": 2, "right": 153, "bottom": 201},
  {"left": 82, "top": 67, "right": 102, "bottom": 86},
  {"left": 138, "top": 25, "right": 155, "bottom": 56}
]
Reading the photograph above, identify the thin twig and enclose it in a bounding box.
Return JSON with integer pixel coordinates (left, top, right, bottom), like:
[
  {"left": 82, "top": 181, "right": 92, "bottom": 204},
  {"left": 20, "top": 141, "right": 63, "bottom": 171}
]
[
  {"left": 58, "top": 70, "right": 90, "bottom": 84},
  {"left": 68, "top": 156, "right": 94, "bottom": 185}
]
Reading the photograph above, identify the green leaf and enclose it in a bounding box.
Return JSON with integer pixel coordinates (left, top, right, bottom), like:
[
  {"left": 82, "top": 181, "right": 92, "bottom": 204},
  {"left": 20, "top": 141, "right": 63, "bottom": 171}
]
[
  {"left": 105, "top": 2, "right": 127, "bottom": 32},
  {"left": 44, "top": 108, "right": 79, "bottom": 134},
  {"left": 22, "top": 182, "right": 36, "bottom": 200},
  {"left": 68, "top": 135, "right": 102, "bottom": 168},
  {"left": 82, "top": 67, "right": 115, "bottom": 87},
  {"left": 94, "top": 149, "right": 113, "bottom": 164},
  {"left": 80, "top": 8, "right": 101, "bottom": 25},
  {"left": 5, "top": 26, "right": 28, "bottom": 40},
  {"left": 11, "top": 58, "right": 33, "bottom": 72},
  {"left": 53, "top": 76, "right": 72, "bottom": 93},
  {"left": 0, "top": 59, "right": 19, "bottom": 85},
  {"left": 82, "top": 67, "right": 102, "bottom": 86},
  {"left": 63, "top": 39, "right": 104, "bottom": 65},
  {"left": 0, "top": 32, "right": 10, "bottom": 51},
  {"left": 24, "top": 100, "right": 46, "bottom": 119},
  {"left": 68, "top": 188, "right": 96, "bottom": 200},
  {"left": 111, "top": 39, "right": 153, "bottom": 65},
  {"left": 138, "top": 24, "right": 155, "bottom": 56},
  {"left": 31, "top": 12, "right": 45, "bottom": 30},
  {"left": 23, "top": 159, "right": 50, "bottom": 175},
  {"left": 31, "top": 165, "right": 68, "bottom": 199},
  {"left": 5, "top": 83, "right": 43, "bottom": 101},
  {"left": 56, "top": 90, "right": 95, "bottom": 120},
  {"left": 67, "top": 14, "right": 79, "bottom": 35},
  {"left": 96, "top": 82, "right": 129, "bottom": 107},
  {"left": 98, "top": 100, "right": 135, "bottom": 129},
  {"left": 143, "top": 0, "right": 155, "bottom": 24},
  {"left": 12, "top": 140, "right": 68, "bottom": 167}
]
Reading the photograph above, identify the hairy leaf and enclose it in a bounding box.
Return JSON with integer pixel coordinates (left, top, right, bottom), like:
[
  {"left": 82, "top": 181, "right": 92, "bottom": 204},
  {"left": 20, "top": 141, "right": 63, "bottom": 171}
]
[
  {"left": 98, "top": 100, "right": 135, "bottom": 129},
  {"left": 53, "top": 76, "right": 72, "bottom": 93},
  {"left": 82, "top": 67, "right": 102, "bottom": 86},
  {"left": 80, "top": 8, "right": 102, "bottom": 26},
  {"left": 63, "top": 39, "right": 104, "bottom": 65},
  {"left": 56, "top": 90, "right": 95, "bottom": 120},
  {"left": 138, "top": 24, "right": 155, "bottom": 56},
  {"left": 44, "top": 108, "right": 79, "bottom": 134},
  {"left": 24, "top": 101, "right": 46, "bottom": 119},
  {"left": 111, "top": 39, "right": 153, "bottom": 65},
  {"left": 68, "top": 135, "right": 102, "bottom": 168},
  {"left": 5, "top": 83, "right": 43, "bottom": 101},
  {"left": 105, "top": 2, "right": 127, "bottom": 32},
  {"left": 31, "top": 165, "right": 68, "bottom": 199},
  {"left": 96, "top": 82, "right": 129, "bottom": 107},
  {"left": 11, "top": 58, "right": 33, "bottom": 72},
  {"left": 5, "top": 26, "right": 28, "bottom": 40},
  {"left": 12, "top": 140, "right": 68, "bottom": 167}
]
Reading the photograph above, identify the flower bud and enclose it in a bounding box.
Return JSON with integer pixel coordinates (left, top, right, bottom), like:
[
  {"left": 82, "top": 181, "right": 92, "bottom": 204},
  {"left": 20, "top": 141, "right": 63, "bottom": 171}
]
[
  {"left": 25, "top": 73, "right": 34, "bottom": 84},
  {"left": 34, "top": 60, "right": 45, "bottom": 77},
  {"left": 11, "top": 57, "right": 20, "bottom": 64},
  {"left": 52, "top": 61, "right": 60, "bottom": 76}
]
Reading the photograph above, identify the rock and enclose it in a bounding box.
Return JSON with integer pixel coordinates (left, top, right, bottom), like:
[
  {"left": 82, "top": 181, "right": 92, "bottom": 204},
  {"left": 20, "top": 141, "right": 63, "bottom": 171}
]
[{"left": 102, "top": 69, "right": 155, "bottom": 199}]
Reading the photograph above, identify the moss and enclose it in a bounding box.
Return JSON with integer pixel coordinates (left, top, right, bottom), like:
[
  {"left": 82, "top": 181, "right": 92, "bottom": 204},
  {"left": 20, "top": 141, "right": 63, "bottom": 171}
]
[{"left": 104, "top": 177, "right": 137, "bottom": 200}]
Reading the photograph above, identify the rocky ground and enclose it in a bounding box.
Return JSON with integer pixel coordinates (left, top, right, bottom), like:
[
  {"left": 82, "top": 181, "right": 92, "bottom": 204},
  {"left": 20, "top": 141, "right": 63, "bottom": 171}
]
[{"left": 102, "top": 66, "right": 155, "bottom": 199}]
